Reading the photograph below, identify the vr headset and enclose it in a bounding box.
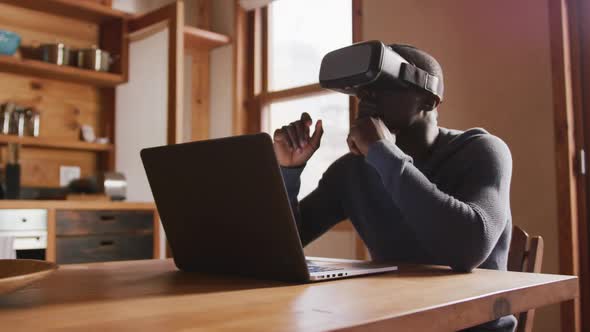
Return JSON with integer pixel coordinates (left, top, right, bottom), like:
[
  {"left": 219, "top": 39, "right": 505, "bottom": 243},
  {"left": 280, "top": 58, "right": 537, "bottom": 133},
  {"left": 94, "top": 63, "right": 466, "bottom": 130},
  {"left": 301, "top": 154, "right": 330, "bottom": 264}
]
[{"left": 319, "top": 40, "right": 443, "bottom": 103}]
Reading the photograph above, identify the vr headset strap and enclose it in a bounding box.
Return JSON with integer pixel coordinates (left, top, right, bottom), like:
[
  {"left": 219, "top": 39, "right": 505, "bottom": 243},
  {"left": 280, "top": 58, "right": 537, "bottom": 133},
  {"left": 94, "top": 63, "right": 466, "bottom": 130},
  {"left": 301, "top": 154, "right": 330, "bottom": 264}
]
[{"left": 399, "top": 63, "right": 442, "bottom": 101}]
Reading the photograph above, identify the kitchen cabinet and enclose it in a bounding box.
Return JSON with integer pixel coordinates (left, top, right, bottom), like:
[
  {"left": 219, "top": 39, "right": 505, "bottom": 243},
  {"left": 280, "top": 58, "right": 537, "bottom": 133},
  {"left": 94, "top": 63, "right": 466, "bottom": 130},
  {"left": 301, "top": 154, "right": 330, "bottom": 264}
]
[
  {"left": 54, "top": 209, "right": 157, "bottom": 263},
  {"left": 55, "top": 210, "right": 154, "bottom": 264},
  {"left": 0, "top": 209, "right": 47, "bottom": 260},
  {"left": 0, "top": 200, "right": 159, "bottom": 263}
]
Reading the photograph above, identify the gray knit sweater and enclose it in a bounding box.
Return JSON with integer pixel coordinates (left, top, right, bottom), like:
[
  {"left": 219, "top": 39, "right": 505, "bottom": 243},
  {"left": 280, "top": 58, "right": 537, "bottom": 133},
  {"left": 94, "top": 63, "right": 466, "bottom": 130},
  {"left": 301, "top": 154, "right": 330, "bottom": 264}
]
[{"left": 281, "top": 127, "right": 516, "bottom": 332}]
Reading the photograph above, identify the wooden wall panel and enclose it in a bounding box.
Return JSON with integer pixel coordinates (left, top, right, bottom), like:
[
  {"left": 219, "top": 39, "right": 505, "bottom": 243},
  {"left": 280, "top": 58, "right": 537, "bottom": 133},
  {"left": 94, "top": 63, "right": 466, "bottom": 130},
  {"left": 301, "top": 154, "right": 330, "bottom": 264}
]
[
  {"left": 0, "top": 148, "right": 97, "bottom": 188},
  {"left": 0, "top": 4, "right": 98, "bottom": 49},
  {"left": 0, "top": 73, "right": 104, "bottom": 140}
]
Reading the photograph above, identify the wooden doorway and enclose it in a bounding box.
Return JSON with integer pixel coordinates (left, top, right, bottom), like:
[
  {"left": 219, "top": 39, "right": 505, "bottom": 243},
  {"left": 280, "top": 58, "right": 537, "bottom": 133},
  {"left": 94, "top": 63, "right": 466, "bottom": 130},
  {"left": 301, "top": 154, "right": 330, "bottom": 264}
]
[
  {"left": 566, "top": 0, "right": 590, "bottom": 330},
  {"left": 550, "top": 0, "right": 590, "bottom": 330}
]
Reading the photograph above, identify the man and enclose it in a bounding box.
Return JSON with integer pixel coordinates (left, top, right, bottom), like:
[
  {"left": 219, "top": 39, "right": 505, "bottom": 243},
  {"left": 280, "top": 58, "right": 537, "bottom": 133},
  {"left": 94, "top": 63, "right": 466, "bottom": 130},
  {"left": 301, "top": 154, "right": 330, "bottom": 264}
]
[{"left": 273, "top": 44, "right": 515, "bottom": 332}]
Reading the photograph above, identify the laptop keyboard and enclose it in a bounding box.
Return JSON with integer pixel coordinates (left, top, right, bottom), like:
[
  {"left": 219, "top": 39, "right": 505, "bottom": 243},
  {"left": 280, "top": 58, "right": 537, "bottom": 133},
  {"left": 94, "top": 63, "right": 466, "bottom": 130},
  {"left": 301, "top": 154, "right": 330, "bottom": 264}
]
[{"left": 307, "top": 264, "right": 344, "bottom": 273}]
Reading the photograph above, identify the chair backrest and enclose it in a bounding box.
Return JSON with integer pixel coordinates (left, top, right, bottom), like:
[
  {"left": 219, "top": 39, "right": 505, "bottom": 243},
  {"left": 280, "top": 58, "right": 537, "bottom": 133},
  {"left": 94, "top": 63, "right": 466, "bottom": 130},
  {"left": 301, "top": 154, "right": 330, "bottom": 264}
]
[{"left": 508, "top": 225, "right": 544, "bottom": 332}]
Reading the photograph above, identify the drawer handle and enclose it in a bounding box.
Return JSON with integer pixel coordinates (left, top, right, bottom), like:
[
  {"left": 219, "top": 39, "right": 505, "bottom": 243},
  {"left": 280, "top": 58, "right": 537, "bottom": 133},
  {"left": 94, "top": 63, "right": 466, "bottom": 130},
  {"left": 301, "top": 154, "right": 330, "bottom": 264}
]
[
  {"left": 15, "top": 236, "right": 42, "bottom": 241},
  {"left": 100, "top": 215, "right": 116, "bottom": 221},
  {"left": 99, "top": 240, "right": 115, "bottom": 246}
]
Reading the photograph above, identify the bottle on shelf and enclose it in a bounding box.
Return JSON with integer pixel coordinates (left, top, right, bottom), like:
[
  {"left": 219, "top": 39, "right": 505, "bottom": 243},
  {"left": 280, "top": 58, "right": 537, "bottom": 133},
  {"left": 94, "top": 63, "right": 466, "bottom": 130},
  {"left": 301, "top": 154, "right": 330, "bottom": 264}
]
[{"left": 5, "top": 143, "right": 21, "bottom": 199}]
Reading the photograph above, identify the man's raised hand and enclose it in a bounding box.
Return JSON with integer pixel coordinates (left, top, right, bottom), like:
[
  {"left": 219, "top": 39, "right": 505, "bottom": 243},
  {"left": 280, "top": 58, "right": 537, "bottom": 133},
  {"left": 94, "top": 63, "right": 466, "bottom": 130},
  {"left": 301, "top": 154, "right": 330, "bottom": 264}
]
[{"left": 273, "top": 112, "right": 324, "bottom": 167}]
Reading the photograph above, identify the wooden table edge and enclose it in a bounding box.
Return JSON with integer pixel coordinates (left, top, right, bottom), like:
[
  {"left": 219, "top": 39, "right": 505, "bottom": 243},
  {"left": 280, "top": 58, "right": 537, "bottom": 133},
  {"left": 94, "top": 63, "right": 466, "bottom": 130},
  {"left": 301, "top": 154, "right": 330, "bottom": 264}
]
[{"left": 331, "top": 275, "right": 579, "bottom": 331}]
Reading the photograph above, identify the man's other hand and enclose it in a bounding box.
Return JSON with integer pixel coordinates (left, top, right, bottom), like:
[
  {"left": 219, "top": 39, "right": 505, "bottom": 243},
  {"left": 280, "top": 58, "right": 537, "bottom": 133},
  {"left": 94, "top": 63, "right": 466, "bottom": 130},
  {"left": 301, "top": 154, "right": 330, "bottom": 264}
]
[
  {"left": 348, "top": 117, "right": 396, "bottom": 156},
  {"left": 273, "top": 112, "right": 324, "bottom": 167}
]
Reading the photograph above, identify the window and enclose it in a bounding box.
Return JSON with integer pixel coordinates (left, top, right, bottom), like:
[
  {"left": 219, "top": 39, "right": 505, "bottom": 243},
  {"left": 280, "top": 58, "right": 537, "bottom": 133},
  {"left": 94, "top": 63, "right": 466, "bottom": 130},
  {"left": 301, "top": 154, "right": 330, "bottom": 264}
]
[
  {"left": 263, "top": 0, "right": 353, "bottom": 199},
  {"left": 268, "top": 0, "right": 352, "bottom": 91},
  {"left": 235, "top": 0, "right": 364, "bottom": 259},
  {"left": 267, "top": 94, "right": 350, "bottom": 197}
]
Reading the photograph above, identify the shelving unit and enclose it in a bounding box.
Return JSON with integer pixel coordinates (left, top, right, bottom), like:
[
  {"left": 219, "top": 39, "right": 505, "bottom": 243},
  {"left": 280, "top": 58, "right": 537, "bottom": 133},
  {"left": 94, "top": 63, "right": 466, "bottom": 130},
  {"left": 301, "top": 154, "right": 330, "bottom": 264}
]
[
  {"left": 0, "top": 135, "right": 113, "bottom": 152},
  {"left": 182, "top": 4, "right": 231, "bottom": 142},
  {"left": 0, "top": 0, "right": 231, "bottom": 189},
  {"left": 127, "top": 0, "right": 231, "bottom": 145},
  {"left": 0, "top": 0, "right": 127, "bottom": 187},
  {"left": 0, "top": 0, "right": 129, "bottom": 23},
  {"left": 0, "top": 55, "right": 125, "bottom": 87}
]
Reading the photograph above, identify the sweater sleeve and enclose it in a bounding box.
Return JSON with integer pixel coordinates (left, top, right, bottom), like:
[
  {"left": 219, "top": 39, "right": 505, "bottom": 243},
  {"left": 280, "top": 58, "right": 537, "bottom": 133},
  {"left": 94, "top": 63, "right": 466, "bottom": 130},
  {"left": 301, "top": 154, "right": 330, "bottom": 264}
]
[
  {"left": 280, "top": 162, "right": 348, "bottom": 246},
  {"left": 366, "top": 136, "right": 512, "bottom": 272}
]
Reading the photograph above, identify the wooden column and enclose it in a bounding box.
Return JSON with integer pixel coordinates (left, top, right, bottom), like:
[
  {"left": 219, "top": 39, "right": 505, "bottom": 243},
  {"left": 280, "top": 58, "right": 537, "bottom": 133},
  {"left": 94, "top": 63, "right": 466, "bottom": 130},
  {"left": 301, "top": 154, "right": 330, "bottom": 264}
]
[
  {"left": 189, "top": 51, "right": 210, "bottom": 141},
  {"left": 188, "top": 0, "right": 211, "bottom": 141},
  {"left": 233, "top": 1, "right": 260, "bottom": 135},
  {"left": 46, "top": 208, "right": 56, "bottom": 262},
  {"left": 168, "top": 1, "right": 185, "bottom": 144}
]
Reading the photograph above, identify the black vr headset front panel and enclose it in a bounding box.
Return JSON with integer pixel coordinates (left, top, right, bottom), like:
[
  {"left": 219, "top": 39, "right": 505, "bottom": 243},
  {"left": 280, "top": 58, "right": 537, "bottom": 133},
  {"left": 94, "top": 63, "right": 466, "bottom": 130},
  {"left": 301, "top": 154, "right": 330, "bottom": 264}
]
[{"left": 319, "top": 40, "right": 443, "bottom": 102}]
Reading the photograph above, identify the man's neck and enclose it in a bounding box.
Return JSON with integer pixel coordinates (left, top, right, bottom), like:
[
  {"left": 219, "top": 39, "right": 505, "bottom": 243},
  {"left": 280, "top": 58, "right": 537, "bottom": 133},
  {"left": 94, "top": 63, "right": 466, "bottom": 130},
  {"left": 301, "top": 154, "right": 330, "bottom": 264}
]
[{"left": 396, "top": 123, "right": 440, "bottom": 164}]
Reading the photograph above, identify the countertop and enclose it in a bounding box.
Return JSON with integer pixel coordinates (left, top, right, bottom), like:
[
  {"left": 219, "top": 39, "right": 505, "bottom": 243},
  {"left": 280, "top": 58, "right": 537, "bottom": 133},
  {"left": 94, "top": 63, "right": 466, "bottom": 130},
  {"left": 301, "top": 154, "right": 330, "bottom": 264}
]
[{"left": 0, "top": 200, "right": 156, "bottom": 210}]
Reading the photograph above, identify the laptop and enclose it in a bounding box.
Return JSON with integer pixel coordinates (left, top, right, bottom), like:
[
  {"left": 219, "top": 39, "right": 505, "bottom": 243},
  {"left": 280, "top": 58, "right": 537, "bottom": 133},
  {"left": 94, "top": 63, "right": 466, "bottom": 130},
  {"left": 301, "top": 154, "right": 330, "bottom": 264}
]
[{"left": 140, "top": 133, "right": 398, "bottom": 282}]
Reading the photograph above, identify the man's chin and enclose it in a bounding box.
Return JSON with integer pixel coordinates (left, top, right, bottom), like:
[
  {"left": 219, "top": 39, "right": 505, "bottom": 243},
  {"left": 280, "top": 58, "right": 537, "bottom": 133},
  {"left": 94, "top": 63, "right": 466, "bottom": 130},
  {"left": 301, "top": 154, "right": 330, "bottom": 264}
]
[{"left": 383, "top": 123, "right": 402, "bottom": 135}]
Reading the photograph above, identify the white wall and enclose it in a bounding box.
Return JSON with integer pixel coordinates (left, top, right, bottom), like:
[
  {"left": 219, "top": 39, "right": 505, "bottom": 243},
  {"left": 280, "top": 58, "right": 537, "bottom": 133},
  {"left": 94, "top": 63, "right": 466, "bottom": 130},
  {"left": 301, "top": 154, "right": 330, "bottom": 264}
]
[
  {"left": 115, "top": 28, "right": 169, "bottom": 259},
  {"left": 115, "top": 30, "right": 168, "bottom": 203},
  {"left": 113, "top": 0, "right": 173, "bottom": 260}
]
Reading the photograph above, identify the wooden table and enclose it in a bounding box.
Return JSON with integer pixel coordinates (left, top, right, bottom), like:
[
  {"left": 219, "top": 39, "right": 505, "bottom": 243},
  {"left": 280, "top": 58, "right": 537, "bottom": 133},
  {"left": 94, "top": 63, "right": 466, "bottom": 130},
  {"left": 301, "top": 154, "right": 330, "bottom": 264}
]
[{"left": 0, "top": 259, "right": 578, "bottom": 331}]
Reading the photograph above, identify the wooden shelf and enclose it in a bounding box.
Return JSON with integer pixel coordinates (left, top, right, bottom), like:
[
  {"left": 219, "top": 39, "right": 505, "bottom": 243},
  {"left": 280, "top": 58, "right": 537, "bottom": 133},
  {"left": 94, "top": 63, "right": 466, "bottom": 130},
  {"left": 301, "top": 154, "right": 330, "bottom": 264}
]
[
  {"left": 0, "top": 55, "right": 125, "bottom": 87},
  {"left": 0, "top": 0, "right": 129, "bottom": 23},
  {"left": 184, "top": 26, "right": 231, "bottom": 51},
  {"left": 0, "top": 135, "right": 113, "bottom": 152}
]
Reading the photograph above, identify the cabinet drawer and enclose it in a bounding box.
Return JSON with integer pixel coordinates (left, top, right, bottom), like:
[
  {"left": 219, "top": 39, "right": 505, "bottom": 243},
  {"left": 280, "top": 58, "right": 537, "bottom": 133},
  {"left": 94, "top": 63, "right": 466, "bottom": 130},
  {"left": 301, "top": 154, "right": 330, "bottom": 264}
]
[
  {"left": 56, "top": 234, "right": 153, "bottom": 264},
  {"left": 56, "top": 210, "right": 153, "bottom": 236},
  {"left": 0, "top": 209, "right": 47, "bottom": 231}
]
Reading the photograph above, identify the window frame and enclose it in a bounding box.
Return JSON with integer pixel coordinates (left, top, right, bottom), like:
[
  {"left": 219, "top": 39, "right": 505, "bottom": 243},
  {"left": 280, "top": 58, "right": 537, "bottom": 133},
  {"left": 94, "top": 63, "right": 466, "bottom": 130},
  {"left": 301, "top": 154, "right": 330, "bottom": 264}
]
[
  {"left": 233, "top": 0, "right": 365, "bottom": 259},
  {"left": 234, "top": 0, "right": 362, "bottom": 135}
]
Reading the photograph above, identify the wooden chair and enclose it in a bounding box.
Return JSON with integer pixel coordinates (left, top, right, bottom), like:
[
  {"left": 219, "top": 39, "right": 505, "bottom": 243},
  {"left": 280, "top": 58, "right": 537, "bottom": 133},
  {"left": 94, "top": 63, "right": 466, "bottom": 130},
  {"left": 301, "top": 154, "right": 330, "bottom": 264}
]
[{"left": 508, "top": 225, "right": 544, "bottom": 332}]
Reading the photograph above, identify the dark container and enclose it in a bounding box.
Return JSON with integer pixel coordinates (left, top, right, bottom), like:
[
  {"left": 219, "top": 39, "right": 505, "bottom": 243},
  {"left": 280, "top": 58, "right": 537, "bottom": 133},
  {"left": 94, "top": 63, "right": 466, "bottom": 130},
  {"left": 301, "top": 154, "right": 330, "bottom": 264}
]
[{"left": 5, "top": 163, "right": 20, "bottom": 199}]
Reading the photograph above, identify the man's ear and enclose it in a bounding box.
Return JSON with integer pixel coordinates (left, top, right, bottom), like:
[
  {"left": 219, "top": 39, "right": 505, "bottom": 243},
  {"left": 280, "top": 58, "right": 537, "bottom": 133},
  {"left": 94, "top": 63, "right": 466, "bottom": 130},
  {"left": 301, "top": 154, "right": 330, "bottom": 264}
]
[
  {"left": 422, "top": 99, "right": 437, "bottom": 112},
  {"left": 427, "top": 93, "right": 442, "bottom": 110}
]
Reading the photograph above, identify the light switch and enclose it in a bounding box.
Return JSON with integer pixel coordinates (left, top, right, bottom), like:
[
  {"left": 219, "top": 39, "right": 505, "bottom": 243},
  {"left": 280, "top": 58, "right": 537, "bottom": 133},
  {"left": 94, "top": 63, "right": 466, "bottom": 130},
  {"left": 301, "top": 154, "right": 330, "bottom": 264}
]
[{"left": 59, "top": 166, "right": 81, "bottom": 187}]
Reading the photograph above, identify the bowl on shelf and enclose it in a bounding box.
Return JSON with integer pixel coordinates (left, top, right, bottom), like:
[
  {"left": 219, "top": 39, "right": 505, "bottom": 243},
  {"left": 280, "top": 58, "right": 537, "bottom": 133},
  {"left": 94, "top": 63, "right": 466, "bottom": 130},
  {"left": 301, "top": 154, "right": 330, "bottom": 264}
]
[{"left": 0, "top": 30, "right": 21, "bottom": 56}]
